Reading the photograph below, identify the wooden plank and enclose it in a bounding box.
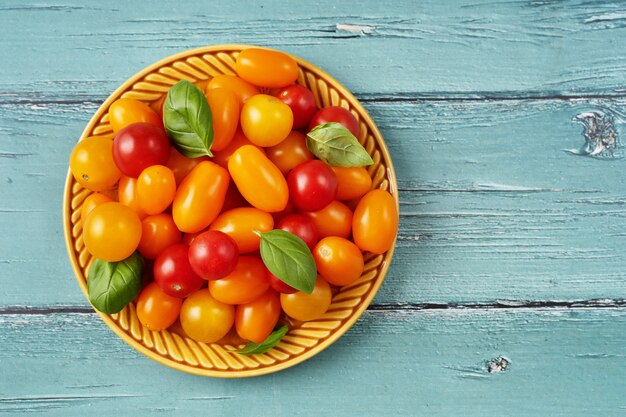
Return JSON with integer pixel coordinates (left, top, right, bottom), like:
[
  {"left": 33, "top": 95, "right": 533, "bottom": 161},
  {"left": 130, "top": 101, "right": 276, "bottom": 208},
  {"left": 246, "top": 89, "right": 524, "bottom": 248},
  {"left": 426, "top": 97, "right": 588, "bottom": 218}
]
[
  {"left": 1, "top": 0, "right": 626, "bottom": 98},
  {"left": 2, "top": 98, "right": 626, "bottom": 305},
  {"left": 1, "top": 308, "right": 625, "bottom": 415}
]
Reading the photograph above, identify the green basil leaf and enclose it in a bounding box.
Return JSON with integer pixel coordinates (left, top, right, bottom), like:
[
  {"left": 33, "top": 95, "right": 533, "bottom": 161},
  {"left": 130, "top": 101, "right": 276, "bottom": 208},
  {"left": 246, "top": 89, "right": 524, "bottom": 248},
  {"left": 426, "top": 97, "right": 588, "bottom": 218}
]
[
  {"left": 163, "top": 79, "right": 214, "bottom": 157},
  {"left": 257, "top": 229, "right": 317, "bottom": 294},
  {"left": 306, "top": 122, "right": 374, "bottom": 167},
  {"left": 231, "top": 325, "right": 289, "bottom": 355},
  {"left": 87, "top": 252, "right": 144, "bottom": 314}
]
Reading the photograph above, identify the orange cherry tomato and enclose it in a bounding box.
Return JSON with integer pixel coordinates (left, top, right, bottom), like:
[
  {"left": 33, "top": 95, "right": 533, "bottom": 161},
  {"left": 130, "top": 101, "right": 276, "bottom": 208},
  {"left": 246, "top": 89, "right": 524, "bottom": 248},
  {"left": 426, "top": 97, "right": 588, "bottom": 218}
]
[
  {"left": 117, "top": 175, "right": 147, "bottom": 219},
  {"left": 166, "top": 147, "right": 210, "bottom": 185},
  {"left": 137, "top": 213, "right": 182, "bottom": 259},
  {"left": 266, "top": 131, "right": 313, "bottom": 175},
  {"left": 305, "top": 200, "right": 353, "bottom": 239},
  {"left": 81, "top": 192, "right": 113, "bottom": 223},
  {"left": 212, "top": 128, "right": 265, "bottom": 169},
  {"left": 108, "top": 98, "right": 163, "bottom": 133},
  {"left": 208, "top": 256, "right": 270, "bottom": 304},
  {"left": 313, "top": 236, "right": 364, "bottom": 286},
  {"left": 205, "top": 88, "right": 239, "bottom": 152},
  {"left": 240, "top": 94, "right": 293, "bottom": 147},
  {"left": 228, "top": 145, "right": 288, "bottom": 212},
  {"left": 209, "top": 207, "right": 273, "bottom": 253},
  {"left": 235, "top": 48, "right": 299, "bottom": 88},
  {"left": 332, "top": 167, "right": 372, "bottom": 201},
  {"left": 70, "top": 136, "right": 121, "bottom": 192},
  {"left": 235, "top": 289, "right": 281, "bottom": 343},
  {"left": 172, "top": 161, "right": 230, "bottom": 233},
  {"left": 136, "top": 282, "right": 182, "bottom": 331},
  {"left": 180, "top": 288, "right": 235, "bottom": 343},
  {"left": 280, "top": 276, "right": 332, "bottom": 321},
  {"left": 207, "top": 75, "right": 259, "bottom": 105},
  {"left": 137, "top": 165, "right": 176, "bottom": 215},
  {"left": 83, "top": 202, "right": 142, "bottom": 262},
  {"left": 353, "top": 190, "right": 398, "bottom": 254}
]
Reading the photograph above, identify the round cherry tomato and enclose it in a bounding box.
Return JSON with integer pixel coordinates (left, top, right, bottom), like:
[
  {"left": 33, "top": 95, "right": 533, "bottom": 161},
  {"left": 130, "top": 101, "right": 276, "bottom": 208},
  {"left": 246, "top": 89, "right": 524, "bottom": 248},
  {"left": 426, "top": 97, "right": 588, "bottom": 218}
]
[
  {"left": 117, "top": 176, "right": 147, "bottom": 219},
  {"left": 276, "top": 85, "right": 317, "bottom": 129},
  {"left": 277, "top": 214, "right": 318, "bottom": 250},
  {"left": 240, "top": 94, "right": 293, "bottom": 147},
  {"left": 153, "top": 243, "right": 204, "bottom": 298},
  {"left": 205, "top": 88, "right": 239, "bottom": 152},
  {"left": 108, "top": 98, "right": 163, "bottom": 133},
  {"left": 137, "top": 214, "right": 181, "bottom": 260},
  {"left": 309, "top": 106, "right": 360, "bottom": 137},
  {"left": 70, "top": 136, "right": 121, "bottom": 192},
  {"left": 81, "top": 192, "right": 113, "bottom": 223},
  {"left": 207, "top": 75, "right": 259, "bottom": 104},
  {"left": 287, "top": 160, "right": 337, "bottom": 212},
  {"left": 235, "top": 289, "right": 281, "bottom": 343},
  {"left": 266, "top": 131, "right": 313, "bottom": 175},
  {"left": 172, "top": 161, "right": 230, "bottom": 233},
  {"left": 313, "top": 236, "right": 364, "bottom": 286},
  {"left": 137, "top": 165, "right": 176, "bottom": 215},
  {"left": 235, "top": 48, "right": 298, "bottom": 88},
  {"left": 83, "top": 202, "right": 142, "bottom": 262},
  {"left": 332, "top": 167, "right": 372, "bottom": 201},
  {"left": 267, "top": 272, "right": 297, "bottom": 294},
  {"left": 228, "top": 145, "right": 288, "bottom": 212},
  {"left": 136, "top": 282, "right": 182, "bottom": 331},
  {"left": 166, "top": 147, "right": 210, "bottom": 185},
  {"left": 208, "top": 256, "right": 269, "bottom": 304},
  {"left": 305, "top": 200, "right": 352, "bottom": 239},
  {"left": 212, "top": 128, "right": 265, "bottom": 169},
  {"left": 280, "top": 276, "right": 332, "bottom": 321},
  {"left": 113, "top": 123, "right": 170, "bottom": 178},
  {"left": 180, "top": 288, "right": 235, "bottom": 343},
  {"left": 353, "top": 189, "right": 398, "bottom": 254},
  {"left": 210, "top": 207, "right": 273, "bottom": 253},
  {"left": 189, "top": 231, "right": 239, "bottom": 280}
]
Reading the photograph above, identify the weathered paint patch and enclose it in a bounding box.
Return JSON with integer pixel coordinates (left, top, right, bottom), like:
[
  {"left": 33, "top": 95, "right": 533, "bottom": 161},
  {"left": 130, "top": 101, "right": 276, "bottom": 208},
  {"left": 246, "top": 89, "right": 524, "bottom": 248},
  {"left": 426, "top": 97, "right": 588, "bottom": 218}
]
[
  {"left": 335, "top": 24, "right": 375, "bottom": 35},
  {"left": 487, "top": 356, "right": 510, "bottom": 373},
  {"left": 565, "top": 111, "right": 619, "bottom": 158}
]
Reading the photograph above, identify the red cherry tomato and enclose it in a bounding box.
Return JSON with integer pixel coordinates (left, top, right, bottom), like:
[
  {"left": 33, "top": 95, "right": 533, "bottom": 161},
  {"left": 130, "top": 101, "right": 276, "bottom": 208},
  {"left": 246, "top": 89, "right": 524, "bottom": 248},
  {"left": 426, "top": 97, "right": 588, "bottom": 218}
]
[
  {"left": 113, "top": 123, "right": 170, "bottom": 177},
  {"left": 267, "top": 272, "right": 297, "bottom": 294},
  {"left": 188, "top": 231, "right": 239, "bottom": 280},
  {"left": 276, "top": 85, "right": 317, "bottom": 129},
  {"left": 309, "top": 106, "right": 360, "bottom": 137},
  {"left": 277, "top": 214, "right": 318, "bottom": 250},
  {"left": 153, "top": 243, "right": 204, "bottom": 298},
  {"left": 287, "top": 160, "right": 337, "bottom": 212},
  {"left": 235, "top": 289, "right": 281, "bottom": 343}
]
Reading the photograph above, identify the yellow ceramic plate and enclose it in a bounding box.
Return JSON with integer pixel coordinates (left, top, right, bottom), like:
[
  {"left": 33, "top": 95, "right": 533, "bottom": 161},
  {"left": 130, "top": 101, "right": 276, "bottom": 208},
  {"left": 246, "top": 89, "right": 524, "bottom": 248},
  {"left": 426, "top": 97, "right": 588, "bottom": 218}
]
[{"left": 63, "top": 45, "right": 398, "bottom": 377}]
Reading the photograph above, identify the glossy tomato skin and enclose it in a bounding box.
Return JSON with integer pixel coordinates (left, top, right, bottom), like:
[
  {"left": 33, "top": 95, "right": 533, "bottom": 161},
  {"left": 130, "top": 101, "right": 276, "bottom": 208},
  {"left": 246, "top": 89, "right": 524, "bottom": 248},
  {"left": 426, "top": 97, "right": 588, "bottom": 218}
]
[
  {"left": 235, "top": 289, "right": 281, "bottom": 343},
  {"left": 235, "top": 48, "right": 298, "bottom": 88},
  {"left": 113, "top": 123, "right": 170, "bottom": 178},
  {"left": 287, "top": 160, "right": 337, "bottom": 212},
  {"left": 332, "top": 167, "right": 372, "bottom": 201},
  {"left": 166, "top": 147, "right": 210, "bottom": 185},
  {"left": 220, "top": 182, "right": 248, "bottom": 213},
  {"left": 153, "top": 243, "right": 204, "bottom": 298},
  {"left": 70, "top": 136, "right": 121, "bottom": 192},
  {"left": 352, "top": 189, "right": 398, "bottom": 254},
  {"left": 205, "top": 88, "right": 239, "bottom": 152},
  {"left": 277, "top": 214, "right": 318, "bottom": 250},
  {"left": 81, "top": 192, "right": 113, "bottom": 222},
  {"left": 180, "top": 289, "right": 235, "bottom": 343},
  {"left": 137, "top": 165, "right": 176, "bottom": 215},
  {"left": 305, "top": 200, "right": 353, "bottom": 239},
  {"left": 207, "top": 75, "right": 259, "bottom": 105},
  {"left": 188, "top": 231, "right": 239, "bottom": 280},
  {"left": 309, "top": 106, "right": 360, "bottom": 137},
  {"left": 208, "top": 256, "right": 270, "bottom": 305},
  {"left": 276, "top": 85, "right": 317, "bottom": 129},
  {"left": 313, "top": 236, "right": 364, "bottom": 286},
  {"left": 240, "top": 94, "right": 293, "bottom": 147},
  {"left": 109, "top": 98, "right": 163, "bottom": 133},
  {"left": 137, "top": 213, "right": 181, "bottom": 259},
  {"left": 212, "top": 128, "right": 265, "bottom": 169},
  {"left": 266, "top": 131, "right": 313, "bottom": 175},
  {"left": 83, "top": 202, "right": 142, "bottom": 262},
  {"left": 172, "top": 161, "right": 230, "bottom": 233},
  {"left": 210, "top": 207, "right": 273, "bottom": 253},
  {"left": 267, "top": 272, "right": 297, "bottom": 294},
  {"left": 117, "top": 176, "right": 147, "bottom": 219},
  {"left": 280, "top": 276, "right": 332, "bottom": 321},
  {"left": 136, "top": 282, "right": 182, "bottom": 331},
  {"left": 228, "top": 145, "right": 288, "bottom": 213}
]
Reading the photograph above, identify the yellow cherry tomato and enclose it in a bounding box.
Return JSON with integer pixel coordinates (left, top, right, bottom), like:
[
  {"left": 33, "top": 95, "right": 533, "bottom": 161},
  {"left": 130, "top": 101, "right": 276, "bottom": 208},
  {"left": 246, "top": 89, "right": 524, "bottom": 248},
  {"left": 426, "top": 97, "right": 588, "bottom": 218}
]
[
  {"left": 352, "top": 189, "right": 399, "bottom": 254},
  {"left": 83, "top": 202, "right": 142, "bottom": 262},
  {"left": 117, "top": 176, "right": 147, "bottom": 219},
  {"left": 235, "top": 289, "right": 281, "bottom": 344},
  {"left": 280, "top": 276, "right": 332, "bottom": 321},
  {"left": 212, "top": 129, "right": 265, "bottom": 169},
  {"left": 210, "top": 207, "right": 274, "bottom": 253},
  {"left": 332, "top": 167, "right": 372, "bottom": 201},
  {"left": 305, "top": 200, "right": 353, "bottom": 239},
  {"left": 208, "top": 256, "right": 270, "bottom": 305},
  {"left": 180, "top": 289, "right": 235, "bottom": 343},
  {"left": 266, "top": 131, "right": 313, "bottom": 175},
  {"left": 240, "top": 94, "right": 293, "bottom": 147},
  {"left": 207, "top": 75, "right": 260, "bottom": 105},
  {"left": 70, "top": 136, "right": 121, "bottom": 192},
  {"left": 137, "top": 165, "right": 176, "bottom": 215},
  {"left": 108, "top": 98, "right": 163, "bottom": 133},
  {"left": 235, "top": 48, "right": 299, "bottom": 88},
  {"left": 81, "top": 192, "right": 113, "bottom": 223},
  {"left": 205, "top": 88, "right": 239, "bottom": 152}
]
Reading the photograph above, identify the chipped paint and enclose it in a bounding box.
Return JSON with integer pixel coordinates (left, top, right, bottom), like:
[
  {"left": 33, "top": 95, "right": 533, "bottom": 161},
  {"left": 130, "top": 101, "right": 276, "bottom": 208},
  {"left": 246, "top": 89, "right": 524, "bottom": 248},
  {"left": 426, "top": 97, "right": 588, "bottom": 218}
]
[
  {"left": 565, "top": 111, "right": 619, "bottom": 158},
  {"left": 487, "top": 356, "right": 510, "bottom": 373},
  {"left": 335, "top": 24, "right": 375, "bottom": 35}
]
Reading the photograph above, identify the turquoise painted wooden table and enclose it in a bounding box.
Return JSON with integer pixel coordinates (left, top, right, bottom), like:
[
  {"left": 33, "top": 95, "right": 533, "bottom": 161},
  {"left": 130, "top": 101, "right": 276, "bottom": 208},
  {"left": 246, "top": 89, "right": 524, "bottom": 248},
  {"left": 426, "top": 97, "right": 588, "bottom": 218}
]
[{"left": 2, "top": 0, "right": 626, "bottom": 415}]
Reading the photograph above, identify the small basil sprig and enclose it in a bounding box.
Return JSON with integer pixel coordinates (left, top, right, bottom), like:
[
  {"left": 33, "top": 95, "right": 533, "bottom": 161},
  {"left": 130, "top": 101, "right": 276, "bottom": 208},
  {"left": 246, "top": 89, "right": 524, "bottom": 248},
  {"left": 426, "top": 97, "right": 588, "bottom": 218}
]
[
  {"left": 163, "top": 79, "right": 214, "bottom": 157},
  {"left": 231, "top": 325, "right": 289, "bottom": 355},
  {"left": 306, "top": 122, "right": 373, "bottom": 167},
  {"left": 87, "top": 252, "right": 144, "bottom": 314},
  {"left": 255, "top": 229, "right": 317, "bottom": 294}
]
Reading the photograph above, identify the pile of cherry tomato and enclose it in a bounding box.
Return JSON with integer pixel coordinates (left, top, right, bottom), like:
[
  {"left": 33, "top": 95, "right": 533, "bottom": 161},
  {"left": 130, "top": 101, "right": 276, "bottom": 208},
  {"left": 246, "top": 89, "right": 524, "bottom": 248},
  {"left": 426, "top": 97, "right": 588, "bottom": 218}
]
[{"left": 70, "top": 47, "right": 398, "bottom": 347}]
